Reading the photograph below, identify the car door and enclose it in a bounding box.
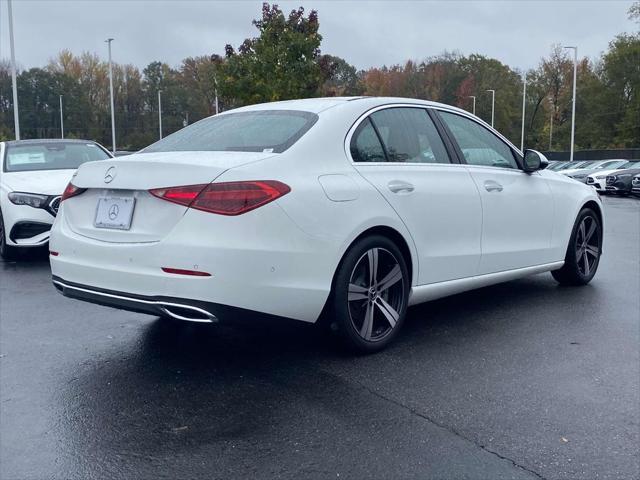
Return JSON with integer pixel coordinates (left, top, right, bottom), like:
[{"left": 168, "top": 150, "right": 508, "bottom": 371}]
[
  {"left": 349, "top": 105, "right": 482, "bottom": 285},
  {"left": 436, "top": 109, "right": 555, "bottom": 274}
]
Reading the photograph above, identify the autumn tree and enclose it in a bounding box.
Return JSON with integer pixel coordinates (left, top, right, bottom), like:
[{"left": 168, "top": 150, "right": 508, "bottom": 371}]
[{"left": 220, "top": 3, "right": 322, "bottom": 106}]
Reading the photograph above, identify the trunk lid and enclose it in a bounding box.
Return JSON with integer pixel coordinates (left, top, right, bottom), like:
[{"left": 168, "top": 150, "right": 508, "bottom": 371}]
[{"left": 63, "top": 151, "right": 276, "bottom": 243}]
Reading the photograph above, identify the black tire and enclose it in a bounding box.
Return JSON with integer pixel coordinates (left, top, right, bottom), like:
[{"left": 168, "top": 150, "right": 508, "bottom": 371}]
[
  {"left": 551, "top": 208, "right": 602, "bottom": 286},
  {"left": 0, "top": 209, "right": 17, "bottom": 261},
  {"left": 328, "top": 235, "right": 409, "bottom": 353}
]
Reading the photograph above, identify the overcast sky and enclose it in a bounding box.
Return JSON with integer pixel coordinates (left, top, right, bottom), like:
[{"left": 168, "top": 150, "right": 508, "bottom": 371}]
[{"left": 0, "top": 0, "right": 635, "bottom": 72}]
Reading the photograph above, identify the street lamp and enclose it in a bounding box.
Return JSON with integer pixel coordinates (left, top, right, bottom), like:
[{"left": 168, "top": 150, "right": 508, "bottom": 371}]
[
  {"left": 467, "top": 96, "right": 476, "bottom": 115},
  {"left": 520, "top": 74, "right": 527, "bottom": 151},
  {"left": 549, "top": 97, "right": 554, "bottom": 151},
  {"left": 564, "top": 45, "right": 578, "bottom": 161},
  {"left": 59, "top": 95, "right": 64, "bottom": 139},
  {"left": 7, "top": 0, "right": 20, "bottom": 139},
  {"left": 106, "top": 38, "right": 116, "bottom": 153},
  {"left": 486, "top": 89, "right": 495, "bottom": 128},
  {"left": 158, "top": 89, "right": 163, "bottom": 139}
]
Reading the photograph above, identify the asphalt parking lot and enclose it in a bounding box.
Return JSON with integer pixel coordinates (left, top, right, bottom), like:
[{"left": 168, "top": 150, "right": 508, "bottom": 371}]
[{"left": 1, "top": 196, "right": 638, "bottom": 480}]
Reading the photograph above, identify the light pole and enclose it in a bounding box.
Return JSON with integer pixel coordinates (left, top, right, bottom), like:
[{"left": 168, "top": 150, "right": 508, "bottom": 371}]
[
  {"left": 486, "top": 89, "right": 495, "bottom": 128},
  {"left": 520, "top": 74, "right": 527, "bottom": 151},
  {"left": 549, "top": 97, "right": 554, "bottom": 151},
  {"left": 158, "top": 89, "right": 163, "bottom": 139},
  {"left": 59, "top": 95, "right": 64, "bottom": 138},
  {"left": 106, "top": 38, "right": 116, "bottom": 153},
  {"left": 467, "top": 96, "right": 476, "bottom": 115},
  {"left": 7, "top": 0, "right": 20, "bottom": 139},
  {"left": 564, "top": 46, "right": 578, "bottom": 161}
]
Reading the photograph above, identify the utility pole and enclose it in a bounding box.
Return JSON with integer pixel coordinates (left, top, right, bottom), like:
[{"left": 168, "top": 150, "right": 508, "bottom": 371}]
[
  {"left": 106, "top": 38, "right": 116, "bottom": 153},
  {"left": 467, "top": 96, "right": 476, "bottom": 115},
  {"left": 158, "top": 90, "right": 163, "bottom": 139},
  {"left": 486, "top": 89, "right": 495, "bottom": 128},
  {"left": 564, "top": 46, "right": 578, "bottom": 161},
  {"left": 520, "top": 75, "right": 527, "bottom": 151},
  {"left": 8, "top": 0, "right": 20, "bottom": 139},
  {"left": 59, "top": 95, "right": 64, "bottom": 138}
]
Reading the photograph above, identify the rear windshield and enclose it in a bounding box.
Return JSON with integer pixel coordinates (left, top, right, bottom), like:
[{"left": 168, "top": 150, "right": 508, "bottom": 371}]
[
  {"left": 4, "top": 142, "right": 111, "bottom": 172},
  {"left": 142, "top": 110, "right": 318, "bottom": 154}
]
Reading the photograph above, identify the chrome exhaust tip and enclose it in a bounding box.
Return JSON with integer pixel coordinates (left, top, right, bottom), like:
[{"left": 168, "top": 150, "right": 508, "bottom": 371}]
[{"left": 158, "top": 303, "right": 218, "bottom": 323}]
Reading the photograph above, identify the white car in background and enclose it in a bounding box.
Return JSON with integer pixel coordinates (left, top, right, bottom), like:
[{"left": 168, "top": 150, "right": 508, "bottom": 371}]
[
  {"left": 50, "top": 97, "right": 603, "bottom": 352},
  {"left": 586, "top": 161, "right": 635, "bottom": 192},
  {"left": 0, "top": 139, "right": 112, "bottom": 259}
]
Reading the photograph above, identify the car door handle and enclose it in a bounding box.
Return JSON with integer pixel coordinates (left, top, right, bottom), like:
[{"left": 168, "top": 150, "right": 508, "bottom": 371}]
[
  {"left": 484, "top": 180, "right": 503, "bottom": 192},
  {"left": 388, "top": 181, "right": 415, "bottom": 194}
]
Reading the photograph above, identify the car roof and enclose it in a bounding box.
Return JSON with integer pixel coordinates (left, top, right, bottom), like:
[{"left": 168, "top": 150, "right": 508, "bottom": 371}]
[
  {"left": 228, "top": 96, "right": 472, "bottom": 116},
  {"left": 2, "top": 138, "right": 98, "bottom": 146}
]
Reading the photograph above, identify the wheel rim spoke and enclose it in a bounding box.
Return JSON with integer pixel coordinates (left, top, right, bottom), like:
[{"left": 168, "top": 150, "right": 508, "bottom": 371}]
[
  {"left": 578, "top": 221, "right": 586, "bottom": 243},
  {"left": 360, "top": 302, "right": 374, "bottom": 340},
  {"left": 375, "top": 296, "right": 399, "bottom": 328},
  {"left": 585, "top": 218, "right": 597, "bottom": 243},
  {"left": 367, "top": 248, "right": 379, "bottom": 286},
  {"left": 583, "top": 250, "right": 590, "bottom": 275},
  {"left": 585, "top": 245, "right": 599, "bottom": 258},
  {"left": 377, "top": 264, "right": 402, "bottom": 293},
  {"left": 348, "top": 283, "right": 368, "bottom": 302}
]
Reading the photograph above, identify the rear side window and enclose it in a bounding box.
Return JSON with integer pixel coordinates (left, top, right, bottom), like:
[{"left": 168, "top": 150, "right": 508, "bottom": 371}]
[
  {"left": 439, "top": 111, "right": 518, "bottom": 169},
  {"left": 143, "top": 110, "right": 318, "bottom": 154},
  {"left": 370, "top": 108, "right": 450, "bottom": 164},
  {"left": 350, "top": 118, "right": 386, "bottom": 162}
]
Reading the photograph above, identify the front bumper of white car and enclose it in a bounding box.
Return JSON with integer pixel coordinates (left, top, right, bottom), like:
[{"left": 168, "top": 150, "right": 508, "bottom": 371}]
[
  {"left": 586, "top": 177, "right": 606, "bottom": 192},
  {"left": 1, "top": 195, "right": 61, "bottom": 247}
]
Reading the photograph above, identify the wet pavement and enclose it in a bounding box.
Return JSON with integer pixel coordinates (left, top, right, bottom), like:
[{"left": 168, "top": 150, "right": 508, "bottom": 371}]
[{"left": 1, "top": 196, "right": 638, "bottom": 480}]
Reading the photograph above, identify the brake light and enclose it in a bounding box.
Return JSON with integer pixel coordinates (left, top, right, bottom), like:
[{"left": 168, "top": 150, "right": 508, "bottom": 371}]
[
  {"left": 61, "top": 182, "right": 87, "bottom": 202},
  {"left": 148, "top": 184, "right": 208, "bottom": 207},
  {"left": 150, "top": 181, "right": 290, "bottom": 215}
]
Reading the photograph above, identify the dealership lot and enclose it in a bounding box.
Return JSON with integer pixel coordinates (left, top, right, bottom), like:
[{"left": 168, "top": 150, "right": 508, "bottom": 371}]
[{"left": 1, "top": 196, "right": 638, "bottom": 480}]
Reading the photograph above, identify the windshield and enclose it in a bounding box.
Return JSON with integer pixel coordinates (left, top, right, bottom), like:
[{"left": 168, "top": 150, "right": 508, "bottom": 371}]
[
  {"left": 143, "top": 110, "right": 318, "bottom": 154},
  {"left": 4, "top": 142, "right": 111, "bottom": 172},
  {"left": 596, "top": 161, "right": 628, "bottom": 170}
]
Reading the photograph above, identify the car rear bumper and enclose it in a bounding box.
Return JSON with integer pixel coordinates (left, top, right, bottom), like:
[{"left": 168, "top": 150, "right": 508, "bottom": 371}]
[
  {"left": 49, "top": 204, "right": 336, "bottom": 323},
  {"left": 52, "top": 275, "right": 297, "bottom": 324}
]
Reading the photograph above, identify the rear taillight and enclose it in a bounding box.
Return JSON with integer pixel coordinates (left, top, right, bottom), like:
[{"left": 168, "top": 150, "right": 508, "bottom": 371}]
[
  {"left": 61, "top": 182, "right": 87, "bottom": 202},
  {"left": 149, "top": 181, "right": 290, "bottom": 216}
]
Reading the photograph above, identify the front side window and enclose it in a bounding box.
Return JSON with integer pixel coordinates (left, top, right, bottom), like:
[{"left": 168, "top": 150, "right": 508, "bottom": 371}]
[
  {"left": 370, "top": 108, "right": 450, "bottom": 164},
  {"left": 4, "top": 142, "right": 110, "bottom": 172},
  {"left": 439, "top": 111, "right": 518, "bottom": 169},
  {"left": 143, "top": 110, "right": 318, "bottom": 154}
]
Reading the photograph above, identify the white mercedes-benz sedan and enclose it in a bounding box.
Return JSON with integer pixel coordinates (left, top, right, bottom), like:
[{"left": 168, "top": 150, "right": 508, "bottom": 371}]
[
  {"left": 0, "top": 139, "right": 112, "bottom": 259},
  {"left": 50, "top": 97, "right": 604, "bottom": 352}
]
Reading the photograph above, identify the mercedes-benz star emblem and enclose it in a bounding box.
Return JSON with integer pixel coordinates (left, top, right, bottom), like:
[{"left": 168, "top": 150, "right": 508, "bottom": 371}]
[
  {"left": 104, "top": 166, "right": 116, "bottom": 184},
  {"left": 108, "top": 204, "right": 119, "bottom": 220}
]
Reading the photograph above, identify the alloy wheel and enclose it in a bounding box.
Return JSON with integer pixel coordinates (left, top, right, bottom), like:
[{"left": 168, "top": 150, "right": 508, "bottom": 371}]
[
  {"left": 347, "top": 247, "right": 405, "bottom": 342},
  {"left": 575, "top": 215, "right": 600, "bottom": 277}
]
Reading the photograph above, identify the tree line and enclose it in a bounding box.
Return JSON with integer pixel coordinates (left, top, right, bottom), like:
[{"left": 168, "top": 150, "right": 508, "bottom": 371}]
[{"left": 0, "top": 2, "right": 638, "bottom": 152}]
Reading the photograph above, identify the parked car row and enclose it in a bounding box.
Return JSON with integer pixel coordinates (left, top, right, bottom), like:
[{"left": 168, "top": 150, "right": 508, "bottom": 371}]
[{"left": 547, "top": 159, "right": 640, "bottom": 196}]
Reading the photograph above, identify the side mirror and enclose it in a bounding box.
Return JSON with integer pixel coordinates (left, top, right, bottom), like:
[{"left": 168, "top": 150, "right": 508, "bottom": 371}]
[{"left": 523, "top": 149, "right": 549, "bottom": 173}]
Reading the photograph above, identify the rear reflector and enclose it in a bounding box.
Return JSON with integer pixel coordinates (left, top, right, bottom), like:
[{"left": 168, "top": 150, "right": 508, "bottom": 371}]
[
  {"left": 49, "top": 251, "right": 59, "bottom": 256},
  {"left": 61, "top": 182, "right": 87, "bottom": 202},
  {"left": 150, "top": 180, "right": 290, "bottom": 215},
  {"left": 161, "top": 267, "right": 211, "bottom": 277}
]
